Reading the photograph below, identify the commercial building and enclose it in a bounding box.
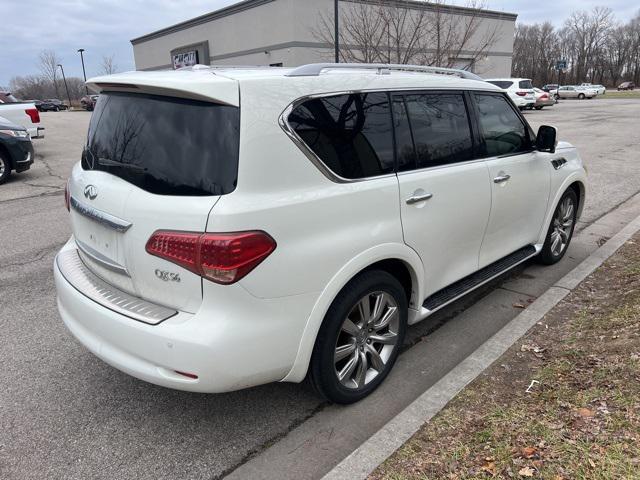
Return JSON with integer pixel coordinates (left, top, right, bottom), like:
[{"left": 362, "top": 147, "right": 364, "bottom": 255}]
[{"left": 131, "top": 0, "right": 517, "bottom": 77}]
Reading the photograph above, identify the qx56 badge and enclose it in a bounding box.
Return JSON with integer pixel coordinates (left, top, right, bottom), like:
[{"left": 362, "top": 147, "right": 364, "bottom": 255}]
[{"left": 155, "top": 269, "right": 181, "bottom": 283}]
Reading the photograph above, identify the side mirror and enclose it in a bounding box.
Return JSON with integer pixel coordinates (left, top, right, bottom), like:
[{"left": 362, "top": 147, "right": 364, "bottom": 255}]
[{"left": 536, "top": 125, "right": 557, "bottom": 153}]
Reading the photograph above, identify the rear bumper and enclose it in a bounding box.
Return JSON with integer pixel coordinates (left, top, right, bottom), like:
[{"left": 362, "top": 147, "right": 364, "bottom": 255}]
[
  {"left": 28, "top": 126, "right": 45, "bottom": 139},
  {"left": 54, "top": 239, "right": 318, "bottom": 393}
]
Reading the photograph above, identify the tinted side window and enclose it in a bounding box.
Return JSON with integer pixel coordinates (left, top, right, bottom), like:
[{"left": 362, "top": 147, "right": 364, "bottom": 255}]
[
  {"left": 288, "top": 92, "right": 394, "bottom": 179},
  {"left": 519, "top": 80, "right": 533, "bottom": 89},
  {"left": 401, "top": 93, "right": 473, "bottom": 169},
  {"left": 474, "top": 93, "right": 531, "bottom": 157},
  {"left": 487, "top": 81, "right": 513, "bottom": 89}
]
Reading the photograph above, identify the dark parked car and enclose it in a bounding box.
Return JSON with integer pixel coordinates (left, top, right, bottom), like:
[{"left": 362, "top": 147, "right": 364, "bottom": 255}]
[
  {"left": 618, "top": 82, "right": 635, "bottom": 91},
  {"left": 0, "top": 115, "right": 34, "bottom": 184},
  {"left": 34, "top": 99, "right": 58, "bottom": 112},
  {"left": 80, "top": 94, "right": 99, "bottom": 111},
  {"left": 46, "top": 99, "right": 69, "bottom": 110}
]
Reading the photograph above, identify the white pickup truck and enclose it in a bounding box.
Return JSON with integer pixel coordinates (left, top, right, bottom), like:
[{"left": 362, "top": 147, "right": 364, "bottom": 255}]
[{"left": 0, "top": 92, "right": 45, "bottom": 139}]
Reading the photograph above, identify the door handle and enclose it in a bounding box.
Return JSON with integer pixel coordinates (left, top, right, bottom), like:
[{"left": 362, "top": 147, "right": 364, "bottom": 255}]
[
  {"left": 406, "top": 193, "right": 433, "bottom": 205},
  {"left": 493, "top": 174, "right": 511, "bottom": 184}
]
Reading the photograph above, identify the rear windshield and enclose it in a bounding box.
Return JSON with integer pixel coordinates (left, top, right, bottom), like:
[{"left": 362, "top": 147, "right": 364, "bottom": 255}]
[
  {"left": 519, "top": 80, "right": 533, "bottom": 89},
  {"left": 487, "top": 81, "right": 513, "bottom": 89},
  {"left": 82, "top": 92, "right": 240, "bottom": 196}
]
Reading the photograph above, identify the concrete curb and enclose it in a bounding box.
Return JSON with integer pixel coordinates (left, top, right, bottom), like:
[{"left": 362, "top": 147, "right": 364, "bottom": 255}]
[{"left": 323, "top": 212, "right": 640, "bottom": 480}]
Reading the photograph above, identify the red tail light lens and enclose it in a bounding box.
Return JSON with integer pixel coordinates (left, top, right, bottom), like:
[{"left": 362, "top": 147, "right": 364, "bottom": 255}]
[
  {"left": 515, "top": 91, "right": 527, "bottom": 97},
  {"left": 25, "top": 108, "right": 40, "bottom": 124},
  {"left": 146, "top": 230, "right": 276, "bottom": 285}
]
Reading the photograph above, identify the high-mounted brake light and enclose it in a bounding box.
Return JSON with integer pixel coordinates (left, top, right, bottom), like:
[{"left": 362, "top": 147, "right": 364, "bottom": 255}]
[
  {"left": 145, "top": 230, "right": 276, "bottom": 285},
  {"left": 25, "top": 108, "right": 40, "bottom": 124}
]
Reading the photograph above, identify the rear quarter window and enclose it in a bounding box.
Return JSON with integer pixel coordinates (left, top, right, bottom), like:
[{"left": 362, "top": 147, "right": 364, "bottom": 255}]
[
  {"left": 82, "top": 92, "right": 240, "bottom": 196},
  {"left": 519, "top": 80, "right": 534, "bottom": 89},
  {"left": 487, "top": 81, "right": 513, "bottom": 89},
  {"left": 287, "top": 92, "right": 394, "bottom": 180}
]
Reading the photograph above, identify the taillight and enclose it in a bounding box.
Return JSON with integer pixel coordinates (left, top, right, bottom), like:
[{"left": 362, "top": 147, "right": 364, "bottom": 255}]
[
  {"left": 515, "top": 91, "right": 527, "bottom": 97},
  {"left": 25, "top": 108, "right": 40, "bottom": 124},
  {"left": 541, "top": 94, "right": 549, "bottom": 99},
  {"left": 146, "top": 230, "right": 276, "bottom": 285},
  {"left": 64, "top": 180, "right": 70, "bottom": 212}
]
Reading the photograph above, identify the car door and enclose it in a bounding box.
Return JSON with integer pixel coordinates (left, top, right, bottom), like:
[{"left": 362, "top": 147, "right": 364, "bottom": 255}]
[
  {"left": 393, "top": 92, "right": 492, "bottom": 297},
  {"left": 471, "top": 92, "right": 550, "bottom": 268}
]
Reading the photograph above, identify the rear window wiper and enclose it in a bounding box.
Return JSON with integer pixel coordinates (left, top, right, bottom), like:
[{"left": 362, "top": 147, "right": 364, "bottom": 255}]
[{"left": 98, "top": 157, "right": 146, "bottom": 172}]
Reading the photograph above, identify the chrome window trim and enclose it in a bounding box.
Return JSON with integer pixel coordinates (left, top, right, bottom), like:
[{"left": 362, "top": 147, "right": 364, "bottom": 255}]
[
  {"left": 278, "top": 87, "right": 496, "bottom": 184},
  {"left": 76, "top": 238, "right": 130, "bottom": 277},
  {"left": 56, "top": 248, "right": 177, "bottom": 325},
  {"left": 70, "top": 196, "right": 133, "bottom": 233}
]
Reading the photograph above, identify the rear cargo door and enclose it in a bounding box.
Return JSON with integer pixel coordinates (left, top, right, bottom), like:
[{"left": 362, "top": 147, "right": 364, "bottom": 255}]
[{"left": 69, "top": 90, "right": 240, "bottom": 313}]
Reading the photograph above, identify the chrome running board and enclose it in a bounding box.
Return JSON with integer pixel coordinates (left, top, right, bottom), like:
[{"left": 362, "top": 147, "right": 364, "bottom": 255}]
[{"left": 423, "top": 245, "right": 538, "bottom": 313}]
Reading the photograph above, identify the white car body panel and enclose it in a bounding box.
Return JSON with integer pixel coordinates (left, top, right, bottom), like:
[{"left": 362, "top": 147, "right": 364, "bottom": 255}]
[
  {"left": 55, "top": 67, "right": 588, "bottom": 391},
  {"left": 485, "top": 78, "right": 535, "bottom": 108}
]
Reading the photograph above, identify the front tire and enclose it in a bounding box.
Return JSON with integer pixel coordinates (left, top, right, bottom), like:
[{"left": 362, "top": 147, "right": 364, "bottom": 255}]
[
  {"left": 535, "top": 106, "right": 543, "bottom": 110},
  {"left": 538, "top": 189, "right": 578, "bottom": 265},
  {"left": 308, "top": 270, "right": 407, "bottom": 404},
  {"left": 0, "top": 151, "right": 11, "bottom": 185},
  {"left": 578, "top": 93, "right": 585, "bottom": 99}
]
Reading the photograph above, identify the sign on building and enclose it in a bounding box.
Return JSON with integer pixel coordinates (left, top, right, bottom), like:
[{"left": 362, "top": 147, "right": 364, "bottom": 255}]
[{"left": 172, "top": 50, "right": 199, "bottom": 69}]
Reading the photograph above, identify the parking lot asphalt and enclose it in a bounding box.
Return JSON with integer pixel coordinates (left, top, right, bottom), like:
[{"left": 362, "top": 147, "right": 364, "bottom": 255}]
[{"left": 1, "top": 99, "right": 640, "bottom": 480}]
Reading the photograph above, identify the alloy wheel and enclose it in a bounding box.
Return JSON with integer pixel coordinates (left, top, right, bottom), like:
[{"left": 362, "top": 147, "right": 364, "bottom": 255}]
[
  {"left": 334, "top": 291, "right": 400, "bottom": 390},
  {"left": 0, "top": 156, "right": 6, "bottom": 177},
  {"left": 550, "top": 197, "right": 575, "bottom": 257}
]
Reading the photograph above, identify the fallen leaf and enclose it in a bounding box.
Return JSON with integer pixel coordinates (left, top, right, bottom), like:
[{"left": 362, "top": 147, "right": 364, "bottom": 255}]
[
  {"left": 577, "top": 408, "right": 595, "bottom": 418},
  {"left": 514, "top": 303, "right": 526, "bottom": 309},
  {"left": 588, "top": 458, "right": 596, "bottom": 468},
  {"left": 518, "top": 466, "right": 535, "bottom": 477},
  {"left": 481, "top": 459, "right": 496, "bottom": 476},
  {"left": 521, "top": 447, "right": 538, "bottom": 459}
]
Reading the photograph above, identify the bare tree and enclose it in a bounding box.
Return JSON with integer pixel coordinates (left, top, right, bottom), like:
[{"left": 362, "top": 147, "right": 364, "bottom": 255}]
[
  {"left": 38, "top": 49, "right": 60, "bottom": 97},
  {"left": 563, "top": 7, "right": 613, "bottom": 83},
  {"left": 313, "top": 0, "right": 500, "bottom": 72},
  {"left": 100, "top": 55, "right": 118, "bottom": 75},
  {"left": 512, "top": 7, "right": 640, "bottom": 87}
]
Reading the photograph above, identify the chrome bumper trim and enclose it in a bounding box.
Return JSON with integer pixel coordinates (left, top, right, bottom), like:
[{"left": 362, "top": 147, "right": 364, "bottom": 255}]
[
  {"left": 70, "top": 196, "right": 132, "bottom": 233},
  {"left": 76, "top": 238, "right": 130, "bottom": 277},
  {"left": 56, "top": 249, "right": 177, "bottom": 325}
]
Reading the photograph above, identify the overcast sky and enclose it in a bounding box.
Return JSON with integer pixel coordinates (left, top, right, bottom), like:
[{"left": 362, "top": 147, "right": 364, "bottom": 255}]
[{"left": 1, "top": 0, "right": 637, "bottom": 88}]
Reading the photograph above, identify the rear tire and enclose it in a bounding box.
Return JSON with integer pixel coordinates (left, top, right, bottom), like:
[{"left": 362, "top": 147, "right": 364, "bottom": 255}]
[
  {"left": 535, "top": 106, "right": 543, "bottom": 110},
  {"left": 538, "top": 189, "right": 578, "bottom": 265},
  {"left": 578, "top": 93, "right": 585, "bottom": 99},
  {"left": 0, "top": 151, "right": 11, "bottom": 185},
  {"left": 308, "top": 270, "right": 407, "bottom": 404}
]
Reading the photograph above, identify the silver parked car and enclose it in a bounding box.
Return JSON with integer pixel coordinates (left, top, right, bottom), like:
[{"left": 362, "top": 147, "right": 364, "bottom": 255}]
[{"left": 557, "top": 86, "right": 596, "bottom": 100}]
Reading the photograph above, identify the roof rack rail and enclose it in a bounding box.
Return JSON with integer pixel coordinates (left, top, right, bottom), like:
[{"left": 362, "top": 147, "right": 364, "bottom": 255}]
[{"left": 286, "top": 63, "right": 483, "bottom": 81}]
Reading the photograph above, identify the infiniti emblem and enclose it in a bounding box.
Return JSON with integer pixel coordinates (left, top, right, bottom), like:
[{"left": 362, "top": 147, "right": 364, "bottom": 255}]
[{"left": 84, "top": 185, "right": 98, "bottom": 200}]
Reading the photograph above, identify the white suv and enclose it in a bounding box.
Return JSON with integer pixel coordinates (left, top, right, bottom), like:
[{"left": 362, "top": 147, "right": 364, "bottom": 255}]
[
  {"left": 485, "top": 78, "right": 536, "bottom": 110},
  {"left": 54, "top": 64, "right": 587, "bottom": 404}
]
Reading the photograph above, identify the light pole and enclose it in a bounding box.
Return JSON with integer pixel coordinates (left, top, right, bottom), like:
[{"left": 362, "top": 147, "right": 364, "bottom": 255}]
[
  {"left": 77, "top": 48, "right": 89, "bottom": 94},
  {"left": 57, "top": 64, "right": 72, "bottom": 109},
  {"left": 334, "top": 0, "right": 339, "bottom": 63}
]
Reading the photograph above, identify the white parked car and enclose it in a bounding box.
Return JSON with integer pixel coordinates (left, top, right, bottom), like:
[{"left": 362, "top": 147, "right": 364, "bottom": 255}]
[
  {"left": 485, "top": 78, "right": 535, "bottom": 110},
  {"left": 557, "top": 85, "right": 597, "bottom": 99},
  {"left": 54, "top": 64, "right": 587, "bottom": 404},
  {"left": 581, "top": 83, "right": 606, "bottom": 95}
]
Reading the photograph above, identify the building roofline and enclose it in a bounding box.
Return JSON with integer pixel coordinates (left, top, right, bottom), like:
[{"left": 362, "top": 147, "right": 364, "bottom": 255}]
[
  {"left": 131, "top": 0, "right": 517, "bottom": 46},
  {"left": 347, "top": 0, "right": 517, "bottom": 21},
  {"left": 131, "top": 0, "right": 276, "bottom": 45}
]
